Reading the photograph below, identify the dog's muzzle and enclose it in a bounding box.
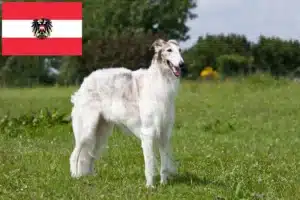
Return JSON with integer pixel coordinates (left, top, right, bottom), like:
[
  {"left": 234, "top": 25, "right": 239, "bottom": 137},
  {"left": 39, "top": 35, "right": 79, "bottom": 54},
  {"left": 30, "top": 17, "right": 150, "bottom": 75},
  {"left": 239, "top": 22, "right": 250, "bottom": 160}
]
[
  {"left": 167, "top": 61, "right": 186, "bottom": 77},
  {"left": 167, "top": 60, "right": 180, "bottom": 77}
]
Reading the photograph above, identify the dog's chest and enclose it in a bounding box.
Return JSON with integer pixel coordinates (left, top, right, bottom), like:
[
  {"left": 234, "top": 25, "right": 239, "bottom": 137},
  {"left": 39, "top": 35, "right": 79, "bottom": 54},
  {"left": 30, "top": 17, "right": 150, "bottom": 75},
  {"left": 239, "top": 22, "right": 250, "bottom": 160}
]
[
  {"left": 139, "top": 76, "right": 178, "bottom": 127},
  {"left": 147, "top": 89, "right": 175, "bottom": 125}
]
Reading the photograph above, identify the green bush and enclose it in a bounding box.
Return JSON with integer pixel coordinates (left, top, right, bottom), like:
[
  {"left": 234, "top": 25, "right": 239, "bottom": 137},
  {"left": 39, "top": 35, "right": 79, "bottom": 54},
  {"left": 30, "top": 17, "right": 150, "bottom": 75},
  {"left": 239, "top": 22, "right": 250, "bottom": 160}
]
[
  {"left": 0, "top": 109, "right": 70, "bottom": 138},
  {"left": 216, "top": 54, "right": 252, "bottom": 77}
]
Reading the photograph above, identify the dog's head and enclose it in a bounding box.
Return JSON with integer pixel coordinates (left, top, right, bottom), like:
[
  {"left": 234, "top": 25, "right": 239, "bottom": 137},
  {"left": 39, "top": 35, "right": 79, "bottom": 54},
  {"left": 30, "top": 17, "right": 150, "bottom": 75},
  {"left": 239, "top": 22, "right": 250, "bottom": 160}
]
[{"left": 150, "top": 39, "right": 185, "bottom": 77}]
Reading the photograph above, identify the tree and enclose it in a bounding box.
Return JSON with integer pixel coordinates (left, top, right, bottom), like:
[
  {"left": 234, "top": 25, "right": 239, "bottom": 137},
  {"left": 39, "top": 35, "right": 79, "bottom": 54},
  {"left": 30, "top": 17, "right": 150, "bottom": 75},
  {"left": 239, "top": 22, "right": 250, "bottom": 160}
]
[
  {"left": 252, "top": 36, "right": 300, "bottom": 77},
  {"left": 83, "top": 0, "right": 197, "bottom": 41}
]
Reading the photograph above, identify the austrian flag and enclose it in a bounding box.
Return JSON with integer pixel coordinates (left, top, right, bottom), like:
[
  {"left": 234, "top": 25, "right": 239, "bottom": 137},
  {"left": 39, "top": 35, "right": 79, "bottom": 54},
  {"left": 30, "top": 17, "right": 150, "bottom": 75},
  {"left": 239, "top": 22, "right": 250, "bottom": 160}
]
[{"left": 1, "top": 2, "right": 82, "bottom": 56}]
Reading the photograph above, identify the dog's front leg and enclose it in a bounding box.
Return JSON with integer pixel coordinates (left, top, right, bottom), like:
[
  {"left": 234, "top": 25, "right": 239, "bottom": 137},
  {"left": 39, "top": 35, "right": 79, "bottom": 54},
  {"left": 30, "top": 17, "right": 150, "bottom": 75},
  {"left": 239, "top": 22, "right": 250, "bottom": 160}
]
[
  {"left": 140, "top": 128, "right": 156, "bottom": 188},
  {"left": 159, "top": 133, "right": 177, "bottom": 184},
  {"left": 160, "top": 109, "right": 177, "bottom": 184},
  {"left": 159, "top": 135, "right": 171, "bottom": 185}
]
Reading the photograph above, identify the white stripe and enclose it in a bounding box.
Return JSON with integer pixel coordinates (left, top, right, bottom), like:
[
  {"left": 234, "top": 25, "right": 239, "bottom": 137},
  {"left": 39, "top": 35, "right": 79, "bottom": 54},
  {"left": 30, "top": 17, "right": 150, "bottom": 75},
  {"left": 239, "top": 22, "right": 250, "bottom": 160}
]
[{"left": 2, "top": 20, "right": 82, "bottom": 38}]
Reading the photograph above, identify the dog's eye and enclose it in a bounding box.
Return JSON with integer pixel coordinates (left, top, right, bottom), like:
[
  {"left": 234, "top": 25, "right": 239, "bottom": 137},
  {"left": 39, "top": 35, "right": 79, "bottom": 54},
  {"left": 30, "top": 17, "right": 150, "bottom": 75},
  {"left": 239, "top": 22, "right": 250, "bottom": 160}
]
[{"left": 167, "top": 49, "right": 172, "bottom": 52}]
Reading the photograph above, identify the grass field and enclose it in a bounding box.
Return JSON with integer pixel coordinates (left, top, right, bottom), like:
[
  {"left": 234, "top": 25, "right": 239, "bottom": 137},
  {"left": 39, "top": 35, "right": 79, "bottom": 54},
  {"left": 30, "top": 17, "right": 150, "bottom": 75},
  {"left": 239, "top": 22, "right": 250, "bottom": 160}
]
[{"left": 1, "top": 76, "right": 300, "bottom": 200}]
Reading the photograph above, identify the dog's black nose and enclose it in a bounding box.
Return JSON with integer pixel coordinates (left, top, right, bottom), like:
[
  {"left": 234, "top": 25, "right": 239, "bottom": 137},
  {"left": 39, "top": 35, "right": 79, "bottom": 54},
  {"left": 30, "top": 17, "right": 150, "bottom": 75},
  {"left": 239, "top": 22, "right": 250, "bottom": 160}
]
[
  {"left": 179, "top": 62, "right": 188, "bottom": 76},
  {"left": 179, "top": 62, "right": 185, "bottom": 69}
]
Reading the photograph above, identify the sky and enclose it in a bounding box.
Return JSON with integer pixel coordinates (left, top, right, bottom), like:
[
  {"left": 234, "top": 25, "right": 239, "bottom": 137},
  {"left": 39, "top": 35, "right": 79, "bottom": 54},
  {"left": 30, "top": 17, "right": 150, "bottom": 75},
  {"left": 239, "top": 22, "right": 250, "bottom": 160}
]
[{"left": 181, "top": 0, "right": 300, "bottom": 49}]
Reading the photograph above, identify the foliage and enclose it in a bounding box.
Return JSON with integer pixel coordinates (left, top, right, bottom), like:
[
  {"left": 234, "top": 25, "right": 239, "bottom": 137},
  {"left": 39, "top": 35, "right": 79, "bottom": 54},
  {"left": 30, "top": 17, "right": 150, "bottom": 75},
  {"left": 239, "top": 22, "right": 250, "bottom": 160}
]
[
  {"left": 0, "top": 108, "right": 69, "bottom": 138},
  {"left": 0, "top": 56, "right": 54, "bottom": 87},
  {"left": 82, "top": 0, "right": 197, "bottom": 41},
  {"left": 216, "top": 54, "right": 253, "bottom": 77},
  {"left": 82, "top": 31, "right": 166, "bottom": 70},
  {"left": 252, "top": 35, "right": 300, "bottom": 77}
]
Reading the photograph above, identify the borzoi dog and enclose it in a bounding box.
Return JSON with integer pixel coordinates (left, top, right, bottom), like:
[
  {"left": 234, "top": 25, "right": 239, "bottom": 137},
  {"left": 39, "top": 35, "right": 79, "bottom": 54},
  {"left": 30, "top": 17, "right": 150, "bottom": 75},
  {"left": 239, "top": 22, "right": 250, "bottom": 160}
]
[{"left": 69, "top": 39, "right": 185, "bottom": 187}]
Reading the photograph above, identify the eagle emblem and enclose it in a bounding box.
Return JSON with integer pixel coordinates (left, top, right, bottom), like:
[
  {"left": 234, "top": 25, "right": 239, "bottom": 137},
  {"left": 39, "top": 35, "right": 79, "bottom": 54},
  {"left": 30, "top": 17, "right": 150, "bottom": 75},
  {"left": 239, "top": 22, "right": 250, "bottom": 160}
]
[{"left": 31, "top": 18, "right": 53, "bottom": 39}]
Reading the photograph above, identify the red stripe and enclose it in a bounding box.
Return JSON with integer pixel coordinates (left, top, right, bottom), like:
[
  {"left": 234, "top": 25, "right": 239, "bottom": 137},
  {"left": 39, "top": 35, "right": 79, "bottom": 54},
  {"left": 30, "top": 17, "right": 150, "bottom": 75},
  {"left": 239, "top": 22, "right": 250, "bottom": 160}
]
[
  {"left": 2, "top": 2, "right": 82, "bottom": 20},
  {"left": 2, "top": 38, "right": 82, "bottom": 56}
]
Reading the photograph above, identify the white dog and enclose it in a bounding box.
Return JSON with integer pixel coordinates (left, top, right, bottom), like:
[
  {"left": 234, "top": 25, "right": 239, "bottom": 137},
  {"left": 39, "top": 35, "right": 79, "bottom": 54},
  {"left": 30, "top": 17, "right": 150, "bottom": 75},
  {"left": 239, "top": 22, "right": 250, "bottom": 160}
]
[{"left": 69, "top": 39, "right": 185, "bottom": 187}]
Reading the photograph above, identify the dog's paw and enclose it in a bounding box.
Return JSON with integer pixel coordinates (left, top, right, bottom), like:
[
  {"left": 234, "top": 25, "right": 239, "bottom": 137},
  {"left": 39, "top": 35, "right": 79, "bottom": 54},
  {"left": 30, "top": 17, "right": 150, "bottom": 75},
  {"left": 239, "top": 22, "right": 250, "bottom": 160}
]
[
  {"left": 146, "top": 184, "right": 155, "bottom": 189},
  {"left": 160, "top": 179, "right": 168, "bottom": 185},
  {"left": 70, "top": 172, "right": 82, "bottom": 178}
]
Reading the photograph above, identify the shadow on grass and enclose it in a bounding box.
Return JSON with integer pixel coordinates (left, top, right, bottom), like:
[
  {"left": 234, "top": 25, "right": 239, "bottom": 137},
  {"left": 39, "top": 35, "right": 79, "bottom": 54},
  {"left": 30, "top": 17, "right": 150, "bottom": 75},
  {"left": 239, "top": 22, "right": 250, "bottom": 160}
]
[{"left": 167, "top": 172, "right": 227, "bottom": 188}]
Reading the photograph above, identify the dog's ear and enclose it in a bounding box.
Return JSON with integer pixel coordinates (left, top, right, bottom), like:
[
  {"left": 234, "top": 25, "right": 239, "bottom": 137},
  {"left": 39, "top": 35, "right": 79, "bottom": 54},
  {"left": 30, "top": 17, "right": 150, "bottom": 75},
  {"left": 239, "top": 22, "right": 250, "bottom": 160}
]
[
  {"left": 168, "top": 39, "right": 179, "bottom": 47},
  {"left": 150, "top": 39, "right": 166, "bottom": 53}
]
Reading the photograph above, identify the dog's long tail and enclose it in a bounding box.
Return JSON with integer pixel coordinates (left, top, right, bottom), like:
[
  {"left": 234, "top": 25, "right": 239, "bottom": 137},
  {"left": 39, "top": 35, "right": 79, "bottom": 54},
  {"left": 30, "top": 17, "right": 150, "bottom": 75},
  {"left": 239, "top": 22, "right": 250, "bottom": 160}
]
[
  {"left": 70, "top": 91, "right": 78, "bottom": 105},
  {"left": 66, "top": 90, "right": 81, "bottom": 122},
  {"left": 63, "top": 93, "right": 78, "bottom": 123}
]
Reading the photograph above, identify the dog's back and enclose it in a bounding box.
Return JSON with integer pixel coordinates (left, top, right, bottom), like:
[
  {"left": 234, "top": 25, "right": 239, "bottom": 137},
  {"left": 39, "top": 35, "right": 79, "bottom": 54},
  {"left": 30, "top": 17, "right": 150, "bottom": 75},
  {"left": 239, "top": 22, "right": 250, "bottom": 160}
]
[{"left": 71, "top": 67, "right": 143, "bottom": 125}]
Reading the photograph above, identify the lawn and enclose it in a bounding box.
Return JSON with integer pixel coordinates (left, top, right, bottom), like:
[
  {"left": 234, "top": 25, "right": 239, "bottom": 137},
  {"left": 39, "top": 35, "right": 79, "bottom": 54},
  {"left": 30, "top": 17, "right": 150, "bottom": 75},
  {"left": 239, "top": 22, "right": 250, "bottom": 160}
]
[{"left": 1, "top": 76, "right": 300, "bottom": 200}]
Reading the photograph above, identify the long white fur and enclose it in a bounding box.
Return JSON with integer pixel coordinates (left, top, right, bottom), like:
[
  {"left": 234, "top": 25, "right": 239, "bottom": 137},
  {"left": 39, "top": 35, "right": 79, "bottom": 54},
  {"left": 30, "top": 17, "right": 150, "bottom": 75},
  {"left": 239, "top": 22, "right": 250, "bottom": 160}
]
[{"left": 69, "top": 39, "right": 184, "bottom": 187}]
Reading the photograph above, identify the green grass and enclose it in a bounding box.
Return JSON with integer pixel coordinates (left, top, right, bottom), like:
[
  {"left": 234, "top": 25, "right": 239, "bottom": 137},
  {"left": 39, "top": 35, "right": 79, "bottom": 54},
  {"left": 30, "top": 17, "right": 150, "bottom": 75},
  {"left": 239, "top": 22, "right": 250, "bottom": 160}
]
[{"left": 1, "top": 77, "right": 300, "bottom": 200}]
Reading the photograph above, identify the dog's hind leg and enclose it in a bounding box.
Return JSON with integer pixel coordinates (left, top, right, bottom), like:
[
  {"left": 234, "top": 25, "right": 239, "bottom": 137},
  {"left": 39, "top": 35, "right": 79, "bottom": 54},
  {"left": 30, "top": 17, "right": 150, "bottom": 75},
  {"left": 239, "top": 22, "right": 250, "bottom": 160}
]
[
  {"left": 91, "top": 119, "right": 114, "bottom": 165},
  {"left": 70, "top": 106, "right": 101, "bottom": 178}
]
